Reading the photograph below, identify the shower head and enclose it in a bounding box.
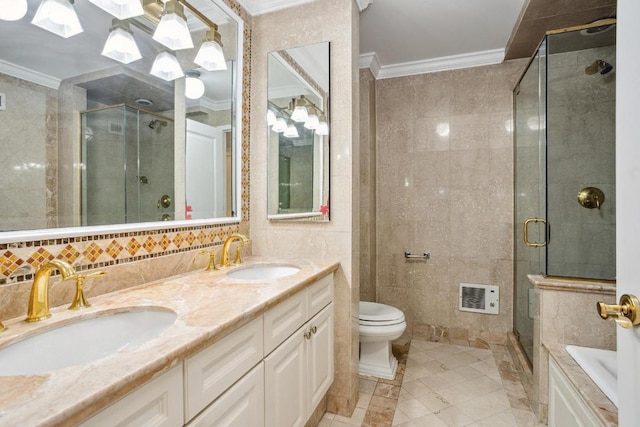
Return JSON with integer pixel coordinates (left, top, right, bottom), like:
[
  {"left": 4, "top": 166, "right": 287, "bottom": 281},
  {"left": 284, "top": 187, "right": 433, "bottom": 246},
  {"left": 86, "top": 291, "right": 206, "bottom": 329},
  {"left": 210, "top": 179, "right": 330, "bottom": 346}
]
[
  {"left": 585, "top": 59, "right": 613, "bottom": 75},
  {"left": 148, "top": 119, "right": 168, "bottom": 129}
]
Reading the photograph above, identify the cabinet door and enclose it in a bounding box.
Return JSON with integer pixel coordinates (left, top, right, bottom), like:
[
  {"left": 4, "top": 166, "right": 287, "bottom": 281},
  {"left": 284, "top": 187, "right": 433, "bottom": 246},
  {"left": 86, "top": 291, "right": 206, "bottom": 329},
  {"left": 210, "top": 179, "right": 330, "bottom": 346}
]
[
  {"left": 264, "top": 327, "right": 306, "bottom": 427},
  {"left": 79, "top": 365, "right": 183, "bottom": 427},
  {"left": 307, "top": 303, "right": 334, "bottom": 415},
  {"left": 187, "top": 364, "right": 264, "bottom": 427}
]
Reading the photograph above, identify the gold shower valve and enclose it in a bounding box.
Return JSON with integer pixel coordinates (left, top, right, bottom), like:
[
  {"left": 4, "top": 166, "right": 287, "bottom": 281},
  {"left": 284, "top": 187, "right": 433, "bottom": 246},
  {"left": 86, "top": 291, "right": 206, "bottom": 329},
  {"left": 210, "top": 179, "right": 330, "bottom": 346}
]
[{"left": 596, "top": 294, "right": 640, "bottom": 328}]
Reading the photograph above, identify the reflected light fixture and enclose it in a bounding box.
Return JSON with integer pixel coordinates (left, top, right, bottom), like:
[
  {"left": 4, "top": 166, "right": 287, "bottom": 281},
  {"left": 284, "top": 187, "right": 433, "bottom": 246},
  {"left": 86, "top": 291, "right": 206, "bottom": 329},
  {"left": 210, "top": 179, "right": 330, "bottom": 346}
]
[
  {"left": 316, "top": 113, "right": 329, "bottom": 136},
  {"left": 290, "top": 96, "right": 309, "bottom": 122},
  {"left": 101, "top": 19, "right": 142, "bottom": 64},
  {"left": 0, "top": 0, "right": 28, "bottom": 21},
  {"left": 185, "top": 71, "right": 205, "bottom": 100},
  {"left": 194, "top": 26, "right": 227, "bottom": 71},
  {"left": 89, "top": 0, "right": 144, "bottom": 19},
  {"left": 152, "top": 0, "right": 193, "bottom": 51},
  {"left": 273, "top": 118, "right": 287, "bottom": 133},
  {"left": 267, "top": 110, "right": 277, "bottom": 127},
  {"left": 284, "top": 124, "right": 299, "bottom": 139},
  {"left": 32, "top": 0, "right": 83, "bottom": 38},
  {"left": 150, "top": 51, "right": 184, "bottom": 81},
  {"left": 304, "top": 106, "right": 319, "bottom": 130}
]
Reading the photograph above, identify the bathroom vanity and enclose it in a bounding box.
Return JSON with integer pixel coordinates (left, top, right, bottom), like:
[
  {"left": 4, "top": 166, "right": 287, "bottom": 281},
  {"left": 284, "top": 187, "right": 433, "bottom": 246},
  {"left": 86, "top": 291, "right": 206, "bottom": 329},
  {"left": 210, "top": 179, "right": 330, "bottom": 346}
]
[{"left": 0, "top": 258, "right": 338, "bottom": 427}]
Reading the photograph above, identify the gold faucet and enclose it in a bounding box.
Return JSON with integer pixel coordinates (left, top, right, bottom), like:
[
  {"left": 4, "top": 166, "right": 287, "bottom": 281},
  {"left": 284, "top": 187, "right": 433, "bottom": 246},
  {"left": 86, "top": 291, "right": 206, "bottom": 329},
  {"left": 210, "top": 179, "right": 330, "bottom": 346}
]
[
  {"left": 220, "top": 234, "right": 249, "bottom": 267},
  {"left": 69, "top": 271, "right": 106, "bottom": 310},
  {"left": 26, "top": 259, "right": 77, "bottom": 322}
]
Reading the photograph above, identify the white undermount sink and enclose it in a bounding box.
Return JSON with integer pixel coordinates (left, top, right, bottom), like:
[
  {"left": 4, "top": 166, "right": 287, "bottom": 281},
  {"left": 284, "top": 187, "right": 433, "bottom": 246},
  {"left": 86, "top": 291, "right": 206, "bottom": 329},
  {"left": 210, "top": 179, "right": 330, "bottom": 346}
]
[
  {"left": 566, "top": 345, "right": 618, "bottom": 407},
  {"left": 226, "top": 263, "right": 300, "bottom": 280},
  {"left": 0, "top": 308, "right": 177, "bottom": 376}
]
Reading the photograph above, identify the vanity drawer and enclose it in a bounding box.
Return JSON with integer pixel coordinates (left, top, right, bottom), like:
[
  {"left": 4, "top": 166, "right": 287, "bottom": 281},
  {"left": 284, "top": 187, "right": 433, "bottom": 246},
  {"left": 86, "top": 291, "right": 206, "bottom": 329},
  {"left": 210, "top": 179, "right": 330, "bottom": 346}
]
[
  {"left": 79, "top": 364, "right": 183, "bottom": 427},
  {"left": 184, "top": 317, "right": 263, "bottom": 422},
  {"left": 264, "top": 290, "right": 307, "bottom": 355},
  {"left": 306, "top": 274, "right": 333, "bottom": 317}
]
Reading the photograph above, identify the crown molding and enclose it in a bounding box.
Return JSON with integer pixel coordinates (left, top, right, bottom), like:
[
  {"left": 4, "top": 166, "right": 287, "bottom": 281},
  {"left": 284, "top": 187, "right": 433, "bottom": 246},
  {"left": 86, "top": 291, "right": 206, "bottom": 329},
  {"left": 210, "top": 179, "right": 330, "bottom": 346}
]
[
  {"left": 0, "top": 59, "right": 60, "bottom": 89},
  {"left": 359, "top": 49, "right": 505, "bottom": 79},
  {"left": 356, "top": 0, "right": 373, "bottom": 12},
  {"left": 359, "top": 52, "right": 381, "bottom": 78},
  {"left": 236, "top": 0, "right": 314, "bottom": 15}
]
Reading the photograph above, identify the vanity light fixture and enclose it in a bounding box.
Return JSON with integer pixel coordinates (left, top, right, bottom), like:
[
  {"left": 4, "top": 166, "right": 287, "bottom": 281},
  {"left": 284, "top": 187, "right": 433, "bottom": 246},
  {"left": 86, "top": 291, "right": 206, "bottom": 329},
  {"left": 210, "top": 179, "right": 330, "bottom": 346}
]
[
  {"left": 185, "top": 71, "right": 205, "bottom": 99},
  {"left": 273, "top": 117, "right": 288, "bottom": 133},
  {"left": 150, "top": 51, "right": 184, "bottom": 81},
  {"left": 290, "top": 96, "right": 310, "bottom": 122},
  {"left": 89, "top": 0, "right": 144, "bottom": 20},
  {"left": 0, "top": 0, "right": 28, "bottom": 21},
  {"left": 267, "top": 109, "right": 277, "bottom": 127},
  {"left": 316, "top": 112, "right": 329, "bottom": 136},
  {"left": 31, "top": 0, "right": 83, "bottom": 38},
  {"left": 194, "top": 26, "right": 227, "bottom": 71},
  {"left": 304, "top": 106, "right": 319, "bottom": 130},
  {"left": 152, "top": 0, "right": 194, "bottom": 51},
  {"left": 284, "top": 123, "right": 300, "bottom": 139},
  {"left": 101, "top": 19, "right": 142, "bottom": 64}
]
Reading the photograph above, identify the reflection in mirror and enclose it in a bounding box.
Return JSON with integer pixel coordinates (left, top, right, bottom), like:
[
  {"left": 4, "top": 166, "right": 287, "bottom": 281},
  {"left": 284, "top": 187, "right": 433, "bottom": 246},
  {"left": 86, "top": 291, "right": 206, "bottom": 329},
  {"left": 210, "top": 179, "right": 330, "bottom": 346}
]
[
  {"left": 267, "top": 42, "right": 330, "bottom": 221},
  {"left": 0, "top": 0, "right": 242, "bottom": 237}
]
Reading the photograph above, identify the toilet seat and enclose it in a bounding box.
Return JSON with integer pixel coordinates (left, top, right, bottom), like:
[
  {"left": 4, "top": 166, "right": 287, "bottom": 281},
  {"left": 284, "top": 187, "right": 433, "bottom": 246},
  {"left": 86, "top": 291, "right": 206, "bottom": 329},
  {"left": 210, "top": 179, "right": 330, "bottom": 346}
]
[{"left": 359, "top": 301, "right": 405, "bottom": 326}]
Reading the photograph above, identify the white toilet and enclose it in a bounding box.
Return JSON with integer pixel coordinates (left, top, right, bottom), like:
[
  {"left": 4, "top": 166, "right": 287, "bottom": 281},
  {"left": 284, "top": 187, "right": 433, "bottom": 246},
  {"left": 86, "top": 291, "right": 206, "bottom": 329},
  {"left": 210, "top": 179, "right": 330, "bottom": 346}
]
[{"left": 358, "top": 301, "right": 407, "bottom": 380}]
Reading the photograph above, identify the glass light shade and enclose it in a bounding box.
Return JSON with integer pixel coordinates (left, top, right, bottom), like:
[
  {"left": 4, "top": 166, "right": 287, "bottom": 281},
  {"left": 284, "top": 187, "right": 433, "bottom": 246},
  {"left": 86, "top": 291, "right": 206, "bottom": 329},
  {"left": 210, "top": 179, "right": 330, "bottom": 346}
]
[
  {"left": 273, "top": 118, "right": 287, "bottom": 133},
  {"left": 153, "top": 13, "right": 193, "bottom": 50},
  {"left": 0, "top": 0, "right": 28, "bottom": 21},
  {"left": 304, "top": 113, "right": 319, "bottom": 130},
  {"left": 150, "top": 51, "right": 184, "bottom": 81},
  {"left": 88, "top": 0, "right": 143, "bottom": 19},
  {"left": 267, "top": 110, "right": 276, "bottom": 126},
  {"left": 194, "top": 40, "right": 227, "bottom": 71},
  {"left": 316, "top": 121, "right": 329, "bottom": 136},
  {"left": 284, "top": 125, "right": 299, "bottom": 138},
  {"left": 291, "top": 106, "right": 309, "bottom": 122},
  {"left": 185, "top": 75, "right": 205, "bottom": 100},
  {"left": 101, "top": 27, "right": 142, "bottom": 64},
  {"left": 32, "top": 0, "right": 83, "bottom": 38}
]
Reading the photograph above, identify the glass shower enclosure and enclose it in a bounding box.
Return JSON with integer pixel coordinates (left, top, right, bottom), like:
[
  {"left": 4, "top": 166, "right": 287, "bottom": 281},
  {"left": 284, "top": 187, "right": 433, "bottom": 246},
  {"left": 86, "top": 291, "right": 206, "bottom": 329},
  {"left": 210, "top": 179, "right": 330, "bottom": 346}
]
[
  {"left": 81, "top": 104, "right": 175, "bottom": 226},
  {"left": 513, "top": 20, "right": 616, "bottom": 364}
]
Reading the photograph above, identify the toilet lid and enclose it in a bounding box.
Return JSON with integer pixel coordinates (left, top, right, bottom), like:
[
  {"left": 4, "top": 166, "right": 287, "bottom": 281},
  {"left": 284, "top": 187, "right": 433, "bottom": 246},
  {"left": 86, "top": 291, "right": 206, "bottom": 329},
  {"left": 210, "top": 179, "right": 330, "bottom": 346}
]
[{"left": 359, "top": 301, "right": 405, "bottom": 322}]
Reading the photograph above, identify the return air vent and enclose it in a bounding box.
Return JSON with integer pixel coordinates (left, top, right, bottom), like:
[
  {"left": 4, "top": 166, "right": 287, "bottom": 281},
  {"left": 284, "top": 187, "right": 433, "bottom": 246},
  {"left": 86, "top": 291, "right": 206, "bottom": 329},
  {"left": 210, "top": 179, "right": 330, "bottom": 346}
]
[{"left": 459, "top": 283, "right": 499, "bottom": 315}]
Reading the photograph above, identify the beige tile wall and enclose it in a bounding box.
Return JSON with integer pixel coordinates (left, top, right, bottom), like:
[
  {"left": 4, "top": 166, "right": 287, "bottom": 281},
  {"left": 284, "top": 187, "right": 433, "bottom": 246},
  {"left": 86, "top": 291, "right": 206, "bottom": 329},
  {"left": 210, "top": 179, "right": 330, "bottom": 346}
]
[
  {"left": 249, "top": 0, "right": 360, "bottom": 417},
  {"left": 373, "top": 59, "right": 528, "bottom": 343}
]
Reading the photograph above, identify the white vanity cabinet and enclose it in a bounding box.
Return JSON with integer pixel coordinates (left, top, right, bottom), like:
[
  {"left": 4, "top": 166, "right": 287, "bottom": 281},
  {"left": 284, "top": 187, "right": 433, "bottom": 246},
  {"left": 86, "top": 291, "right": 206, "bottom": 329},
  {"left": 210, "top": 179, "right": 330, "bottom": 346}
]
[
  {"left": 264, "top": 275, "right": 334, "bottom": 427},
  {"left": 548, "top": 358, "right": 604, "bottom": 427}
]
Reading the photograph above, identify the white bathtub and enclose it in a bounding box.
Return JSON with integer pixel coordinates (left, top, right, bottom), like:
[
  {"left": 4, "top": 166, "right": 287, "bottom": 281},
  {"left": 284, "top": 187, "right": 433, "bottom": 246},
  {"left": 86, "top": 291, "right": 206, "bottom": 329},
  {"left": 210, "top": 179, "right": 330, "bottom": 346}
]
[{"left": 566, "top": 345, "right": 618, "bottom": 407}]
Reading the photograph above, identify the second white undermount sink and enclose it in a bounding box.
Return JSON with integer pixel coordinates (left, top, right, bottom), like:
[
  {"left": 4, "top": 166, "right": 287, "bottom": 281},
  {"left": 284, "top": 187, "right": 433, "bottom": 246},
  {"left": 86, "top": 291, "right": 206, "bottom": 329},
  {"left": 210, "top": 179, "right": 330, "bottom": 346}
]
[
  {"left": 566, "top": 345, "right": 618, "bottom": 407},
  {"left": 0, "top": 308, "right": 177, "bottom": 376},
  {"left": 226, "top": 263, "right": 301, "bottom": 280}
]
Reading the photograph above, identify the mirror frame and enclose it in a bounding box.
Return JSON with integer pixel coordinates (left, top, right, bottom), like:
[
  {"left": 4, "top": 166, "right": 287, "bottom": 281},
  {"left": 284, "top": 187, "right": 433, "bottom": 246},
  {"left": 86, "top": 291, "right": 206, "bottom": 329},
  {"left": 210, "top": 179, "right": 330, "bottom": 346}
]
[
  {"left": 266, "top": 42, "right": 330, "bottom": 222},
  {"left": 0, "top": 0, "right": 245, "bottom": 245}
]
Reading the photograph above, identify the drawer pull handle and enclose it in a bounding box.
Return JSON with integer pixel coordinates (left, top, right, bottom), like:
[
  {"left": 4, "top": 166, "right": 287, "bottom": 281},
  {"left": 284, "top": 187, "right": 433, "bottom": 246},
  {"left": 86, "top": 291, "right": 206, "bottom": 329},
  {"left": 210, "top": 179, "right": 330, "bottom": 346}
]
[{"left": 304, "top": 331, "right": 312, "bottom": 340}]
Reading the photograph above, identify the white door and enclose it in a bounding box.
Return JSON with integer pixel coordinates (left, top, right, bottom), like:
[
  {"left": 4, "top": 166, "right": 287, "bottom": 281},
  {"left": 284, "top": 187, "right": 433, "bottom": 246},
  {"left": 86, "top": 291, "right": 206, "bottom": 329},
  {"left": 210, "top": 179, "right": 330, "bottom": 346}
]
[
  {"left": 186, "top": 119, "right": 226, "bottom": 219},
  {"left": 616, "top": 1, "right": 640, "bottom": 425}
]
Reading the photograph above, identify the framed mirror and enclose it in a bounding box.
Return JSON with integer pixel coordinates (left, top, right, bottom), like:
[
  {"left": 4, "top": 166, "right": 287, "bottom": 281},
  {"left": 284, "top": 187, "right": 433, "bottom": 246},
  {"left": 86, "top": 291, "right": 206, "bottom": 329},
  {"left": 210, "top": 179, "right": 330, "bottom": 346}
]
[
  {"left": 267, "top": 42, "right": 330, "bottom": 221},
  {"left": 0, "top": 0, "right": 243, "bottom": 242}
]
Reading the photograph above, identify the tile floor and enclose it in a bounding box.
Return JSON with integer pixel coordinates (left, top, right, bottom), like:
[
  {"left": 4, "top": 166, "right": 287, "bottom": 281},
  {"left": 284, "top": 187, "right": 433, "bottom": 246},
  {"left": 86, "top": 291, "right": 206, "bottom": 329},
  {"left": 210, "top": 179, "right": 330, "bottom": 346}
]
[{"left": 320, "top": 339, "right": 546, "bottom": 427}]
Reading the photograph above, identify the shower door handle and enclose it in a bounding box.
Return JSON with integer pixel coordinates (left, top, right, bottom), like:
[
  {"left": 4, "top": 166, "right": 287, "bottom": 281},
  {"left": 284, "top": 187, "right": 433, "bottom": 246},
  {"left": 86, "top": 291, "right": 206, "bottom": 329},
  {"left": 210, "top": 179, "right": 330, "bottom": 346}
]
[{"left": 523, "top": 218, "right": 547, "bottom": 247}]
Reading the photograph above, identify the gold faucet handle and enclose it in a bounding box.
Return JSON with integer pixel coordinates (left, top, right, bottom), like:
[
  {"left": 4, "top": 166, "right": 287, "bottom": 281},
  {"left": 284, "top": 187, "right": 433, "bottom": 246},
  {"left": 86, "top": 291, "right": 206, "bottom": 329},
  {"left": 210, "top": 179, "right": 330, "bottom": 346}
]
[
  {"left": 233, "top": 247, "right": 243, "bottom": 264},
  {"left": 69, "top": 271, "right": 106, "bottom": 310},
  {"left": 0, "top": 321, "right": 6, "bottom": 332},
  {"left": 597, "top": 294, "right": 640, "bottom": 329},
  {"left": 198, "top": 250, "right": 219, "bottom": 271}
]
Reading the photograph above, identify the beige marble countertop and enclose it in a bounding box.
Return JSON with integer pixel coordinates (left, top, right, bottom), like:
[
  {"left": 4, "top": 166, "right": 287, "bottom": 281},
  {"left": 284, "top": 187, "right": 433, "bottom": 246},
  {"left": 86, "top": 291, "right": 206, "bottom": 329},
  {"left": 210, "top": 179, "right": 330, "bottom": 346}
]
[
  {"left": 529, "top": 274, "right": 616, "bottom": 295},
  {"left": 545, "top": 342, "right": 617, "bottom": 426},
  {"left": 0, "top": 256, "right": 339, "bottom": 427}
]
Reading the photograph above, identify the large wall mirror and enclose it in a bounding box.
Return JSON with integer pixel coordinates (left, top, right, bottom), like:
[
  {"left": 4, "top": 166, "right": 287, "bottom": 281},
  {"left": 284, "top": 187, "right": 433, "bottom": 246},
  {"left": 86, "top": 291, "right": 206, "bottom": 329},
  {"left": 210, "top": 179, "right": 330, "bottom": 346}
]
[
  {"left": 267, "top": 42, "right": 330, "bottom": 221},
  {"left": 0, "top": 0, "right": 243, "bottom": 242}
]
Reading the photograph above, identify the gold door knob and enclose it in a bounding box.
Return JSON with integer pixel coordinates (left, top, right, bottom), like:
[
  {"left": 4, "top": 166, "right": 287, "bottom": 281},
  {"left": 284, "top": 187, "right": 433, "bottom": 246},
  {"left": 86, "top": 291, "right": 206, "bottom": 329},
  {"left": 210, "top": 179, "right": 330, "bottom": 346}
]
[{"left": 597, "top": 294, "right": 640, "bottom": 328}]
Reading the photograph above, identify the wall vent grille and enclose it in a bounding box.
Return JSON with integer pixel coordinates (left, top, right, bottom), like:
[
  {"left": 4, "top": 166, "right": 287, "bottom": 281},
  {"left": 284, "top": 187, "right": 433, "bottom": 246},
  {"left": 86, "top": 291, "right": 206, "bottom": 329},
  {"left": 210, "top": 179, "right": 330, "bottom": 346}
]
[{"left": 459, "top": 283, "right": 499, "bottom": 315}]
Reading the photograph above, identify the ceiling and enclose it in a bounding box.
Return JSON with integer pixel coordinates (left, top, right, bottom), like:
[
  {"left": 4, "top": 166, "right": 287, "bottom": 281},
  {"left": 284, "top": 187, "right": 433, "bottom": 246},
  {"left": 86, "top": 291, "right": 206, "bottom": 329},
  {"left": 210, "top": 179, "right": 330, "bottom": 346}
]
[{"left": 243, "top": 0, "right": 618, "bottom": 80}]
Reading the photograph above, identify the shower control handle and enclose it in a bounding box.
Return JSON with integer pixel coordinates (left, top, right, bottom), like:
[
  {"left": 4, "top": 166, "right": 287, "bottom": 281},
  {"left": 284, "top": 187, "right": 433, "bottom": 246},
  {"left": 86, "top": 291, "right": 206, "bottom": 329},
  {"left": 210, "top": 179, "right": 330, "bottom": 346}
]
[
  {"left": 596, "top": 294, "right": 640, "bottom": 329},
  {"left": 577, "top": 187, "right": 605, "bottom": 210}
]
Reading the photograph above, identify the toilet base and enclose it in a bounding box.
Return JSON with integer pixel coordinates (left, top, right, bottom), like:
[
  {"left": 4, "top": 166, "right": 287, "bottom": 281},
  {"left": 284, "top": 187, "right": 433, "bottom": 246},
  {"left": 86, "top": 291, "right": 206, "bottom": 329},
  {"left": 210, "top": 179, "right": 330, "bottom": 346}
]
[{"left": 359, "top": 340, "right": 399, "bottom": 380}]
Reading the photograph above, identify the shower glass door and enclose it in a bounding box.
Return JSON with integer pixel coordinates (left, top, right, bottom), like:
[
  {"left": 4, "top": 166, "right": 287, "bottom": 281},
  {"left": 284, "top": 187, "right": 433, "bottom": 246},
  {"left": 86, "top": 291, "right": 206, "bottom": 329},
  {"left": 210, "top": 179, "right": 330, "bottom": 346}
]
[{"left": 513, "top": 43, "right": 547, "bottom": 364}]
